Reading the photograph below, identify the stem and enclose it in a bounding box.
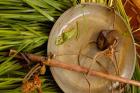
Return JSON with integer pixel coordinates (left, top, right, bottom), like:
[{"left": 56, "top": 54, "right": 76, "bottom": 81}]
[
  {"left": 9, "top": 49, "right": 47, "bottom": 62},
  {"left": 23, "top": 64, "right": 41, "bottom": 82},
  {"left": 9, "top": 50, "right": 140, "bottom": 87},
  {"left": 45, "top": 59, "right": 140, "bottom": 87}
]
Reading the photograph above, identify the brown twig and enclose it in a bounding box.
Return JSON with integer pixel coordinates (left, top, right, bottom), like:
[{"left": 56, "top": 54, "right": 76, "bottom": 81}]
[
  {"left": 9, "top": 50, "right": 47, "bottom": 62},
  {"left": 9, "top": 50, "right": 140, "bottom": 87},
  {"left": 44, "top": 59, "right": 140, "bottom": 87}
]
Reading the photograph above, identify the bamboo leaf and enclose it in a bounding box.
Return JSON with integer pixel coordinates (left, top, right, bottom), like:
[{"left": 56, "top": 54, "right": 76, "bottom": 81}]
[
  {"left": 22, "top": 0, "right": 54, "bottom": 21},
  {"left": 43, "top": 0, "right": 63, "bottom": 11}
]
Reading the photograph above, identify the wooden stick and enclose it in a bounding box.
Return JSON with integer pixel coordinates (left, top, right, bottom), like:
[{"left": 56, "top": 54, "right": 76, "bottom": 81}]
[
  {"left": 45, "top": 59, "right": 140, "bottom": 87},
  {"left": 9, "top": 50, "right": 140, "bottom": 87},
  {"left": 9, "top": 49, "right": 47, "bottom": 62}
]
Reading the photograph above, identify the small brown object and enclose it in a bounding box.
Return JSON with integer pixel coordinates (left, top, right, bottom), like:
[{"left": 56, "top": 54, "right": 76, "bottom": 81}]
[
  {"left": 96, "top": 30, "right": 118, "bottom": 50},
  {"left": 40, "top": 65, "right": 46, "bottom": 75}
]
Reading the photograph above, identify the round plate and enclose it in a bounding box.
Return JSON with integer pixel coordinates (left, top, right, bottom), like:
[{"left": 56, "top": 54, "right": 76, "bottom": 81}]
[{"left": 47, "top": 3, "right": 136, "bottom": 93}]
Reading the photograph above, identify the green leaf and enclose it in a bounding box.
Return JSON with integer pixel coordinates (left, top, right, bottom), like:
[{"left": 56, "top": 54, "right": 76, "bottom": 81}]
[
  {"left": 43, "top": 0, "right": 62, "bottom": 11},
  {"left": 55, "top": 27, "right": 77, "bottom": 45},
  {"left": 22, "top": 0, "right": 54, "bottom": 21}
]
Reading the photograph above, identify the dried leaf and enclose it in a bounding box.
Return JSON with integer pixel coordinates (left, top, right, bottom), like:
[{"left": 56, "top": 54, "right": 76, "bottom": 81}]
[
  {"left": 22, "top": 74, "right": 42, "bottom": 93},
  {"left": 40, "top": 65, "right": 46, "bottom": 75},
  {"left": 22, "top": 81, "right": 35, "bottom": 93}
]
